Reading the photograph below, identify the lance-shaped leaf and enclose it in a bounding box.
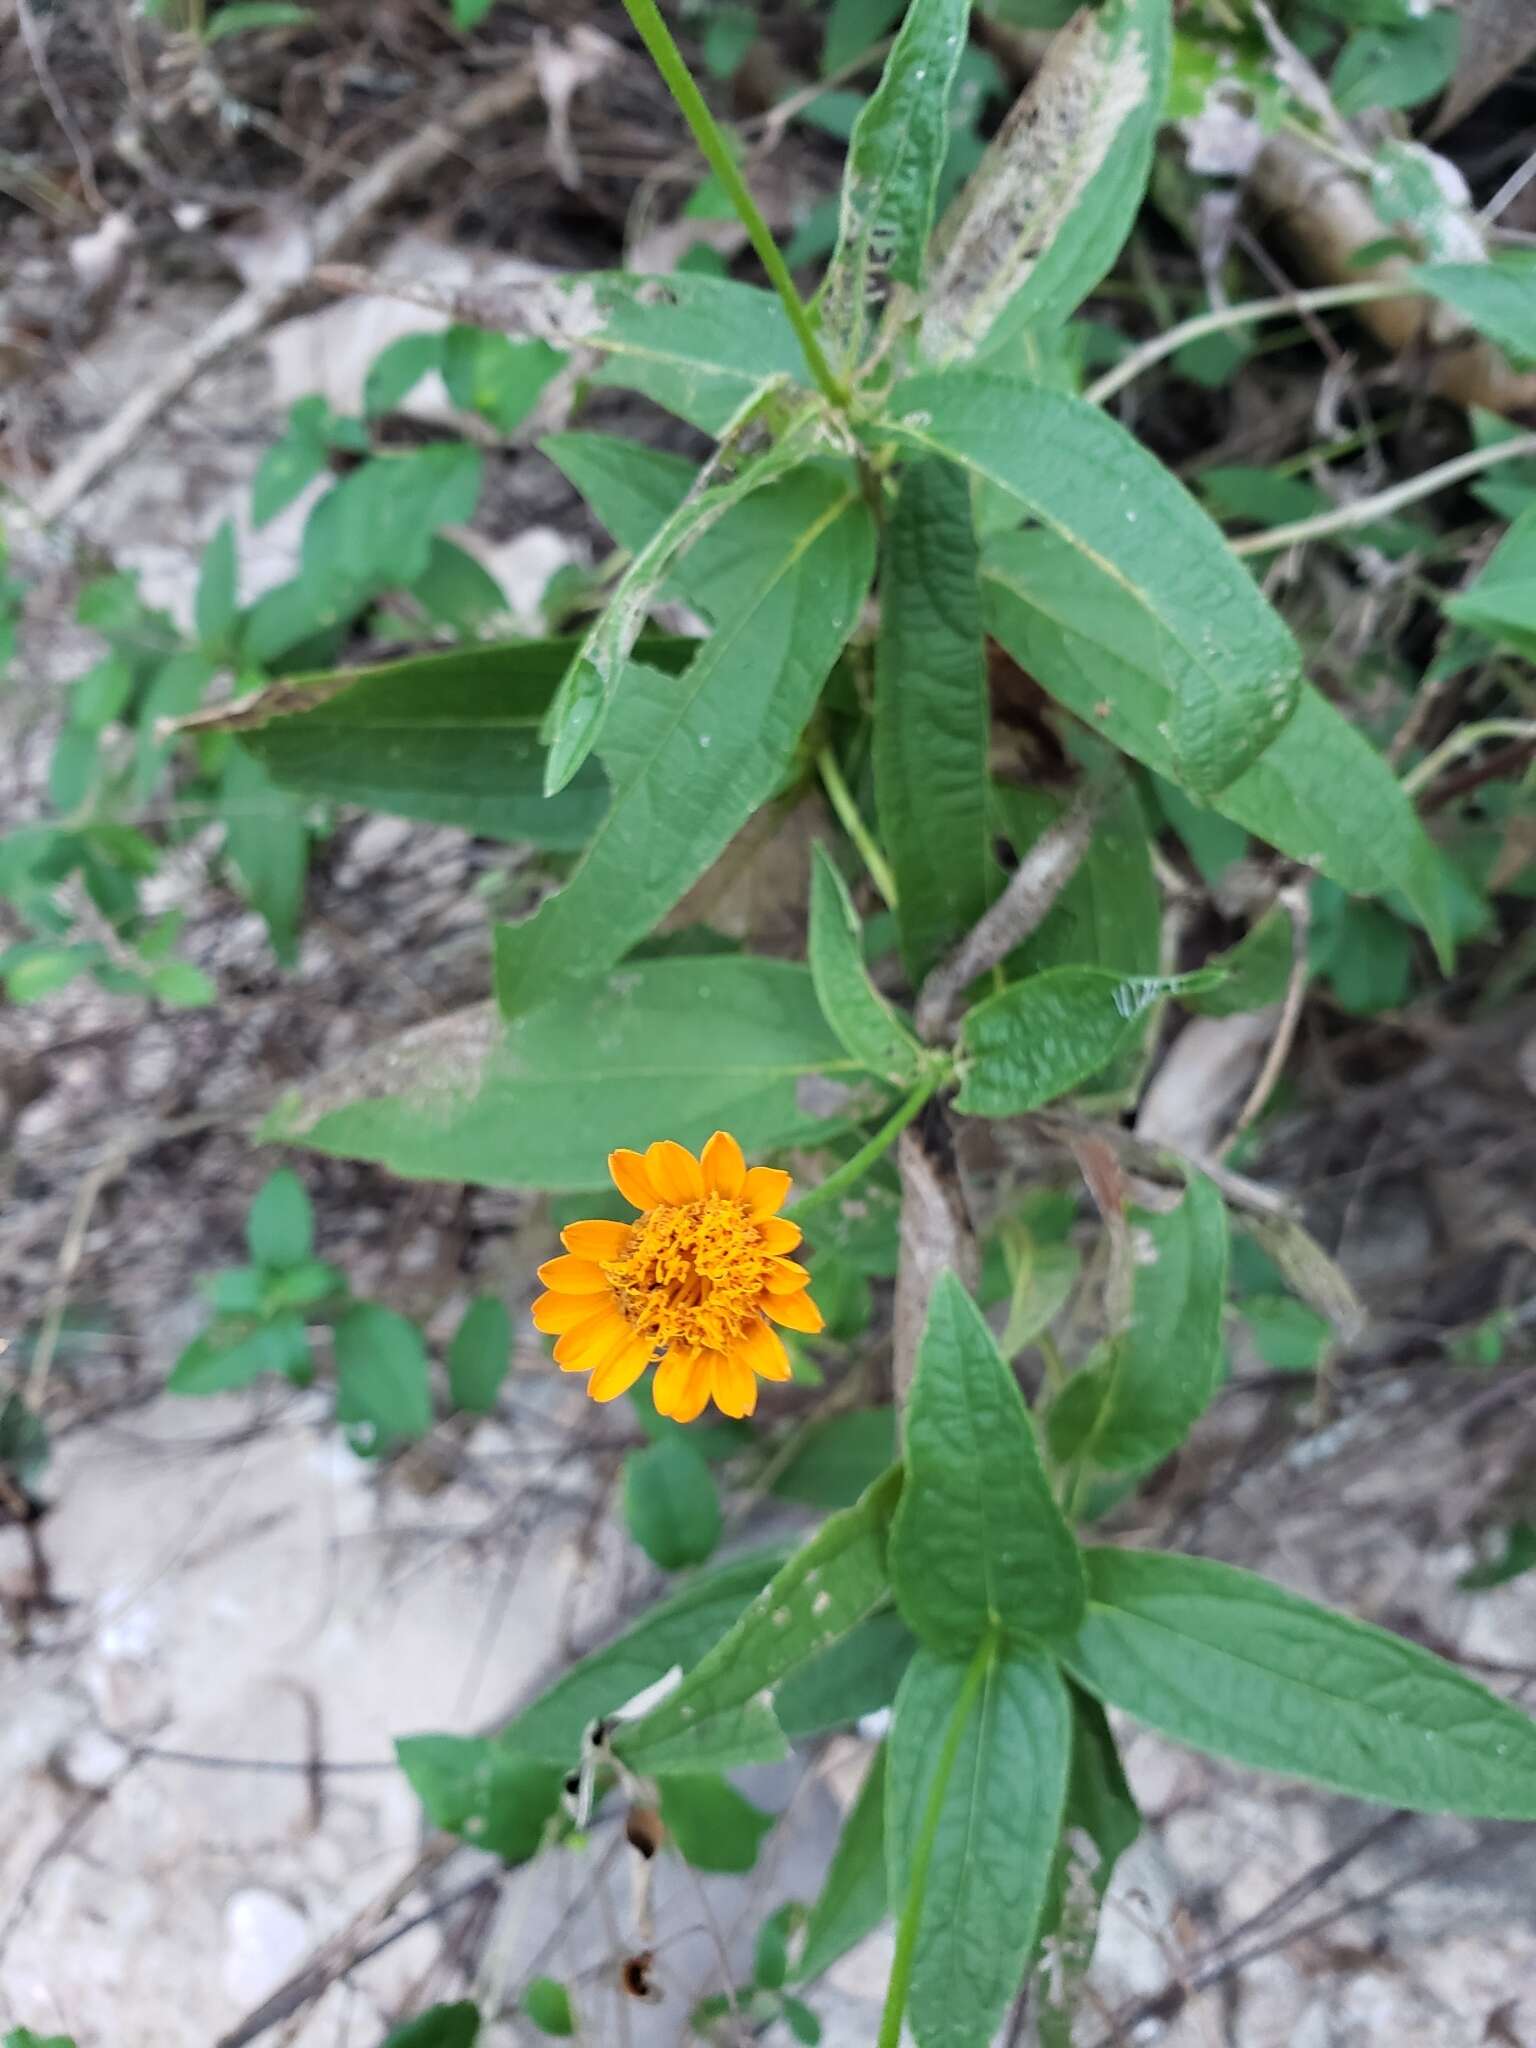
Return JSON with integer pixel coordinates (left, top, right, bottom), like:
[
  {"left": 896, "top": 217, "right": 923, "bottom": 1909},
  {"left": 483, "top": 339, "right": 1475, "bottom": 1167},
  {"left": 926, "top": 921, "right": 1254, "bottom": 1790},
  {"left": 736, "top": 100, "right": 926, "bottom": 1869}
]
[
  {"left": 1184, "top": 904, "right": 1294, "bottom": 1017},
  {"left": 822, "top": 0, "right": 972, "bottom": 362},
  {"left": 920, "top": 0, "right": 1170, "bottom": 361},
  {"left": 983, "top": 529, "right": 1454, "bottom": 964},
  {"left": 1056, "top": 1174, "right": 1230, "bottom": 1472},
  {"left": 890, "top": 1272, "right": 1084, "bottom": 1653},
  {"left": 809, "top": 845, "right": 927, "bottom": 1086},
  {"left": 887, "top": 375, "right": 1301, "bottom": 794},
  {"left": 1413, "top": 252, "right": 1536, "bottom": 369},
  {"left": 262, "top": 956, "right": 860, "bottom": 1193},
  {"left": 614, "top": 1468, "right": 902, "bottom": 1776},
  {"left": 499, "top": 468, "right": 875, "bottom": 1016},
  {"left": 1063, "top": 1548, "right": 1536, "bottom": 1817},
  {"left": 797, "top": 1742, "right": 890, "bottom": 1983},
  {"left": 887, "top": 1642, "right": 1071, "bottom": 2048},
  {"left": 954, "top": 966, "right": 1223, "bottom": 1118},
  {"left": 875, "top": 458, "right": 997, "bottom": 983}
]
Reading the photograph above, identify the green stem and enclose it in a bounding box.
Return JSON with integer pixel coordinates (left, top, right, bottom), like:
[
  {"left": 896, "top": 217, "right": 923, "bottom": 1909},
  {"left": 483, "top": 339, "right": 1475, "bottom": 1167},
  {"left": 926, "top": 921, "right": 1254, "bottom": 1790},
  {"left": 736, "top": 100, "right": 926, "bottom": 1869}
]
[
  {"left": 1400, "top": 718, "right": 1536, "bottom": 797},
  {"left": 877, "top": 1635, "right": 996, "bottom": 2048},
  {"left": 816, "top": 743, "right": 899, "bottom": 909},
  {"left": 618, "top": 0, "right": 847, "bottom": 410},
  {"left": 789, "top": 1074, "right": 942, "bottom": 1223}
]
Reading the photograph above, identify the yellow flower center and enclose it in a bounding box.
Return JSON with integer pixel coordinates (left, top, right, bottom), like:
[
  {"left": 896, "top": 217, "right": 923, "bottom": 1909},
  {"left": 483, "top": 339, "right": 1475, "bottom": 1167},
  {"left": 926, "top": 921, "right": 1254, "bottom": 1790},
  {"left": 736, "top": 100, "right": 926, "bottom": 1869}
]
[{"left": 603, "top": 1195, "right": 769, "bottom": 1355}]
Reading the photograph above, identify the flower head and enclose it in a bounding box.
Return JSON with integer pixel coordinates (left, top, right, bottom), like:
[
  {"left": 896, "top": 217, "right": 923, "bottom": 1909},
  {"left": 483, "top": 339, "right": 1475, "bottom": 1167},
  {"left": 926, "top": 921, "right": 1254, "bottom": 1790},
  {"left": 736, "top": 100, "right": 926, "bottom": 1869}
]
[{"left": 533, "top": 1132, "right": 823, "bottom": 1421}]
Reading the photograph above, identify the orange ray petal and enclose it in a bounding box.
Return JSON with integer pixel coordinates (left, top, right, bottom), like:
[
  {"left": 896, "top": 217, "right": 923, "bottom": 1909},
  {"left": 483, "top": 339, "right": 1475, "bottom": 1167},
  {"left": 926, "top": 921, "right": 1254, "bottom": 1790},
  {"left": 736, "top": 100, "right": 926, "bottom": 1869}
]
[
  {"left": 588, "top": 1334, "right": 655, "bottom": 1403},
  {"left": 756, "top": 1217, "right": 802, "bottom": 1254},
  {"left": 670, "top": 1352, "right": 716, "bottom": 1424},
  {"left": 537, "top": 1253, "right": 609, "bottom": 1294},
  {"left": 652, "top": 1346, "right": 697, "bottom": 1418},
  {"left": 700, "top": 1129, "right": 746, "bottom": 1198},
  {"left": 553, "top": 1307, "right": 627, "bottom": 1368},
  {"left": 743, "top": 1165, "right": 791, "bottom": 1218},
  {"left": 761, "top": 1256, "right": 811, "bottom": 1294},
  {"left": 646, "top": 1139, "right": 705, "bottom": 1204},
  {"left": 561, "top": 1219, "right": 633, "bottom": 1261},
  {"left": 609, "top": 1148, "right": 658, "bottom": 1211},
  {"left": 738, "top": 1316, "right": 792, "bottom": 1383},
  {"left": 532, "top": 1291, "right": 606, "bottom": 1335},
  {"left": 762, "top": 1287, "right": 825, "bottom": 1334},
  {"left": 711, "top": 1352, "right": 758, "bottom": 1419}
]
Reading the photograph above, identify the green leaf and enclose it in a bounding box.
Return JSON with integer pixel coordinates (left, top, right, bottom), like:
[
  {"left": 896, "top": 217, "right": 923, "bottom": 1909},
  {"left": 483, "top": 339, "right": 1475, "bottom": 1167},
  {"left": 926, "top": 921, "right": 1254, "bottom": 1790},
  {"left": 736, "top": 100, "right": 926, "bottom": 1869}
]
[
  {"left": 1241, "top": 1293, "right": 1331, "bottom": 1373},
  {"left": 364, "top": 331, "right": 445, "bottom": 416},
  {"left": 1185, "top": 905, "right": 1293, "bottom": 1016},
  {"left": 221, "top": 746, "right": 308, "bottom": 965},
  {"left": 49, "top": 725, "right": 99, "bottom": 811},
  {"left": 167, "top": 1312, "right": 310, "bottom": 1395},
  {"left": 822, "top": 0, "right": 971, "bottom": 359},
  {"left": 442, "top": 326, "right": 563, "bottom": 433},
  {"left": 213, "top": 640, "right": 616, "bottom": 852},
  {"left": 1459, "top": 1524, "right": 1536, "bottom": 1594},
  {"left": 658, "top": 1772, "right": 775, "bottom": 1871},
  {"left": 252, "top": 420, "right": 328, "bottom": 527},
  {"left": 891, "top": 1274, "right": 1083, "bottom": 1654},
  {"left": 496, "top": 471, "right": 875, "bottom": 1016},
  {"left": 1417, "top": 252, "right": 1536, "bottom": 370},
  {"left": 146, "top": 960, "right": 216, "bottom": 1008},
  {"left": 920, "top": 0, "right": 1170, "bottom": 360},
  {"left": 625, "top": 1436, "right": 722, "bottom": 1571},
  {"left": 887, "top": 1642, "right": 1071, "bottom": 2048},
  {"left": 396, "top": 1734, "right": 562, "bottom": 1862},
  {"left": 982, "top": 530, "right": 1453, "bottom": 963},
  {"left": 4, "top": 2033, "right": 76, "bottom": 2048},
  {"left": 798, "top": 1742, "right": 889, "bottom": 1982},
  {"left": 267, "top": 955, "right": 855, "bottom": 1192},
  {"left": 570, "top": 272, "right": 808, "bottom": 435},
  {"left": 776, "top": 1608, "right": 915, "bottom": 1739},
  {"left": 874, "top": 459, "right": 996, "bottom": 982},
  {"left": 954, "top": 966, "right": 1221, "bottom": 1118},
  {"left": 205, "top": 1, "right": 312, "bottom": 40},
  {"left": 1446, "top": 502, "right": 1536, "bottom": 659},
  {"left": 505, "top": 1550, "right": 787, "bottom": 1768},
  {"left": 333, "top": 1304, "right": 432, "bottom": 1447},
  {"left": 1064, "top": 1547, "right": 1536, "bottom": 1816},
  {"left": 448, "top": 1296, "right": 510, "bottom": 1414},
  {"left": 70, "top": 654, "right": 135, "bottom": 730},
  {"left": 772, "top": 1408, "right": 898, "bottom": 1510},
  {"left": 1036, "top": 1689, "right": 1141, "bottom": 2045},
  {"left": 809, "top": 846, "right": 926, "bottom": 1085},
  {"left": 521, "top": 1979, "right": 574, "bottom": 2037},
  {"left": 4, "top": 945, "right": 99, "bottom": 1003},
  {"left": 540, "top": 433, "right": 697, "bottom": 560},
  {"left": 452, "top": 0, "right": 496, "bottom": 25},
  {"left": 409, "top": 535, "right": 508, "bottom": 634},
  {"left": 246, "top": 1168, "right": 314, "bottom": 1269},
  {"left": 136, "top": 653, "right": 215, "bottom": 802},
  {"left": 890, "top": 376, "right": 1300, "bottom": 793},
  {"left": 195, "top": 520, "right": 239, "bottom": 651},
  {"left": 1074, "top": 1175, "right": 1229, "bottom": 1471},
  {"left": 381, "top": 2006, "right": 479, "bottom": 2048},
  {"left": 616, "top": 1469, "right": 902, "bottom": 1776},
  {"left": 1332, "top": 12, "right": 1458, "bottom": 113}
]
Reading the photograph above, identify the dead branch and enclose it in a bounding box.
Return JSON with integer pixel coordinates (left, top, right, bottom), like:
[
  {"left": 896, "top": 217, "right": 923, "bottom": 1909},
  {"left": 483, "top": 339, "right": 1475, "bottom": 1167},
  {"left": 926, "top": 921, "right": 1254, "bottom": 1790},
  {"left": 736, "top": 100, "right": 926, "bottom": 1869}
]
[
  {"left": 29, "top": 66, "right": 538, "bottom": 527},
  {"left": 893, "top": 1121, "right": 978, "bottom": 1404}
]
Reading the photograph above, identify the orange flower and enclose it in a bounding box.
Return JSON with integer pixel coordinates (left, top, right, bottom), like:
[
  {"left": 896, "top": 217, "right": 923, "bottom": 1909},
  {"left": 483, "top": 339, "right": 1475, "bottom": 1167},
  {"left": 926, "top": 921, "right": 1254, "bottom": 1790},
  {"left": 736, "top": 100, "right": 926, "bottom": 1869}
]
[{"left": 532, "top": 1132, "right": 823, "bottom": 1421}]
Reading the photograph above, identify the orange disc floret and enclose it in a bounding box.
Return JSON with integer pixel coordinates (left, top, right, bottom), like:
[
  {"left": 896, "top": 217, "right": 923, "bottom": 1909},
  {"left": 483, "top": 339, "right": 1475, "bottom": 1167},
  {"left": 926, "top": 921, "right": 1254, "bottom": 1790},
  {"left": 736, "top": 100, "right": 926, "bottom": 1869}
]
[{"left": 531, "top": 1132, "right": 822, "bottom": 1421}]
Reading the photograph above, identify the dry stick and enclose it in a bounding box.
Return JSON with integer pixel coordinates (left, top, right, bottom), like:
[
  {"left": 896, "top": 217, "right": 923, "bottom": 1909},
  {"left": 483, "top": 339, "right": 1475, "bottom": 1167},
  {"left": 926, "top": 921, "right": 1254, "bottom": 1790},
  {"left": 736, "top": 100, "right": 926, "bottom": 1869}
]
[
  {"left": 28, "top": 66, "right": 537, "bottom": 526},
  {"left": 1226, "top": 880, "right": 1312, "bottom": 1143},
  {"left": 913, "top": 782, "right": 1111, "bottom": 1042}
]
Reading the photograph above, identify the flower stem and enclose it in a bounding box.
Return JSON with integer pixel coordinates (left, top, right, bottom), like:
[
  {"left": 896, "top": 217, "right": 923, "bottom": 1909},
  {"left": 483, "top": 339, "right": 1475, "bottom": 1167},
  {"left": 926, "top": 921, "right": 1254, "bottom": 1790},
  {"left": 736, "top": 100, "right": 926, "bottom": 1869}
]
[
  {"left": 816, "top": 743, "right": 899, "bottom": 909},
  {"left": 790, "top": 1074, "right": 943, "bottom": 1223},
  {"left": 618, "top": 0, "right": 848, "bottom": 410},
  {"left": 877, "top": 1634, "right": 996, "bottom": 2048}
]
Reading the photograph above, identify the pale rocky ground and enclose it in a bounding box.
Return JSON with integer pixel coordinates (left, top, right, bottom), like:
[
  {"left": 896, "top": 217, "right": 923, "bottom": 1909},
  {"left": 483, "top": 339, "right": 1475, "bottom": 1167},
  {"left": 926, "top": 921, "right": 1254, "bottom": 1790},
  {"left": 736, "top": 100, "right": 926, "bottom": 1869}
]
[{"left": 4, "top": 218, "right": 1536, "bottom": 2048}]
